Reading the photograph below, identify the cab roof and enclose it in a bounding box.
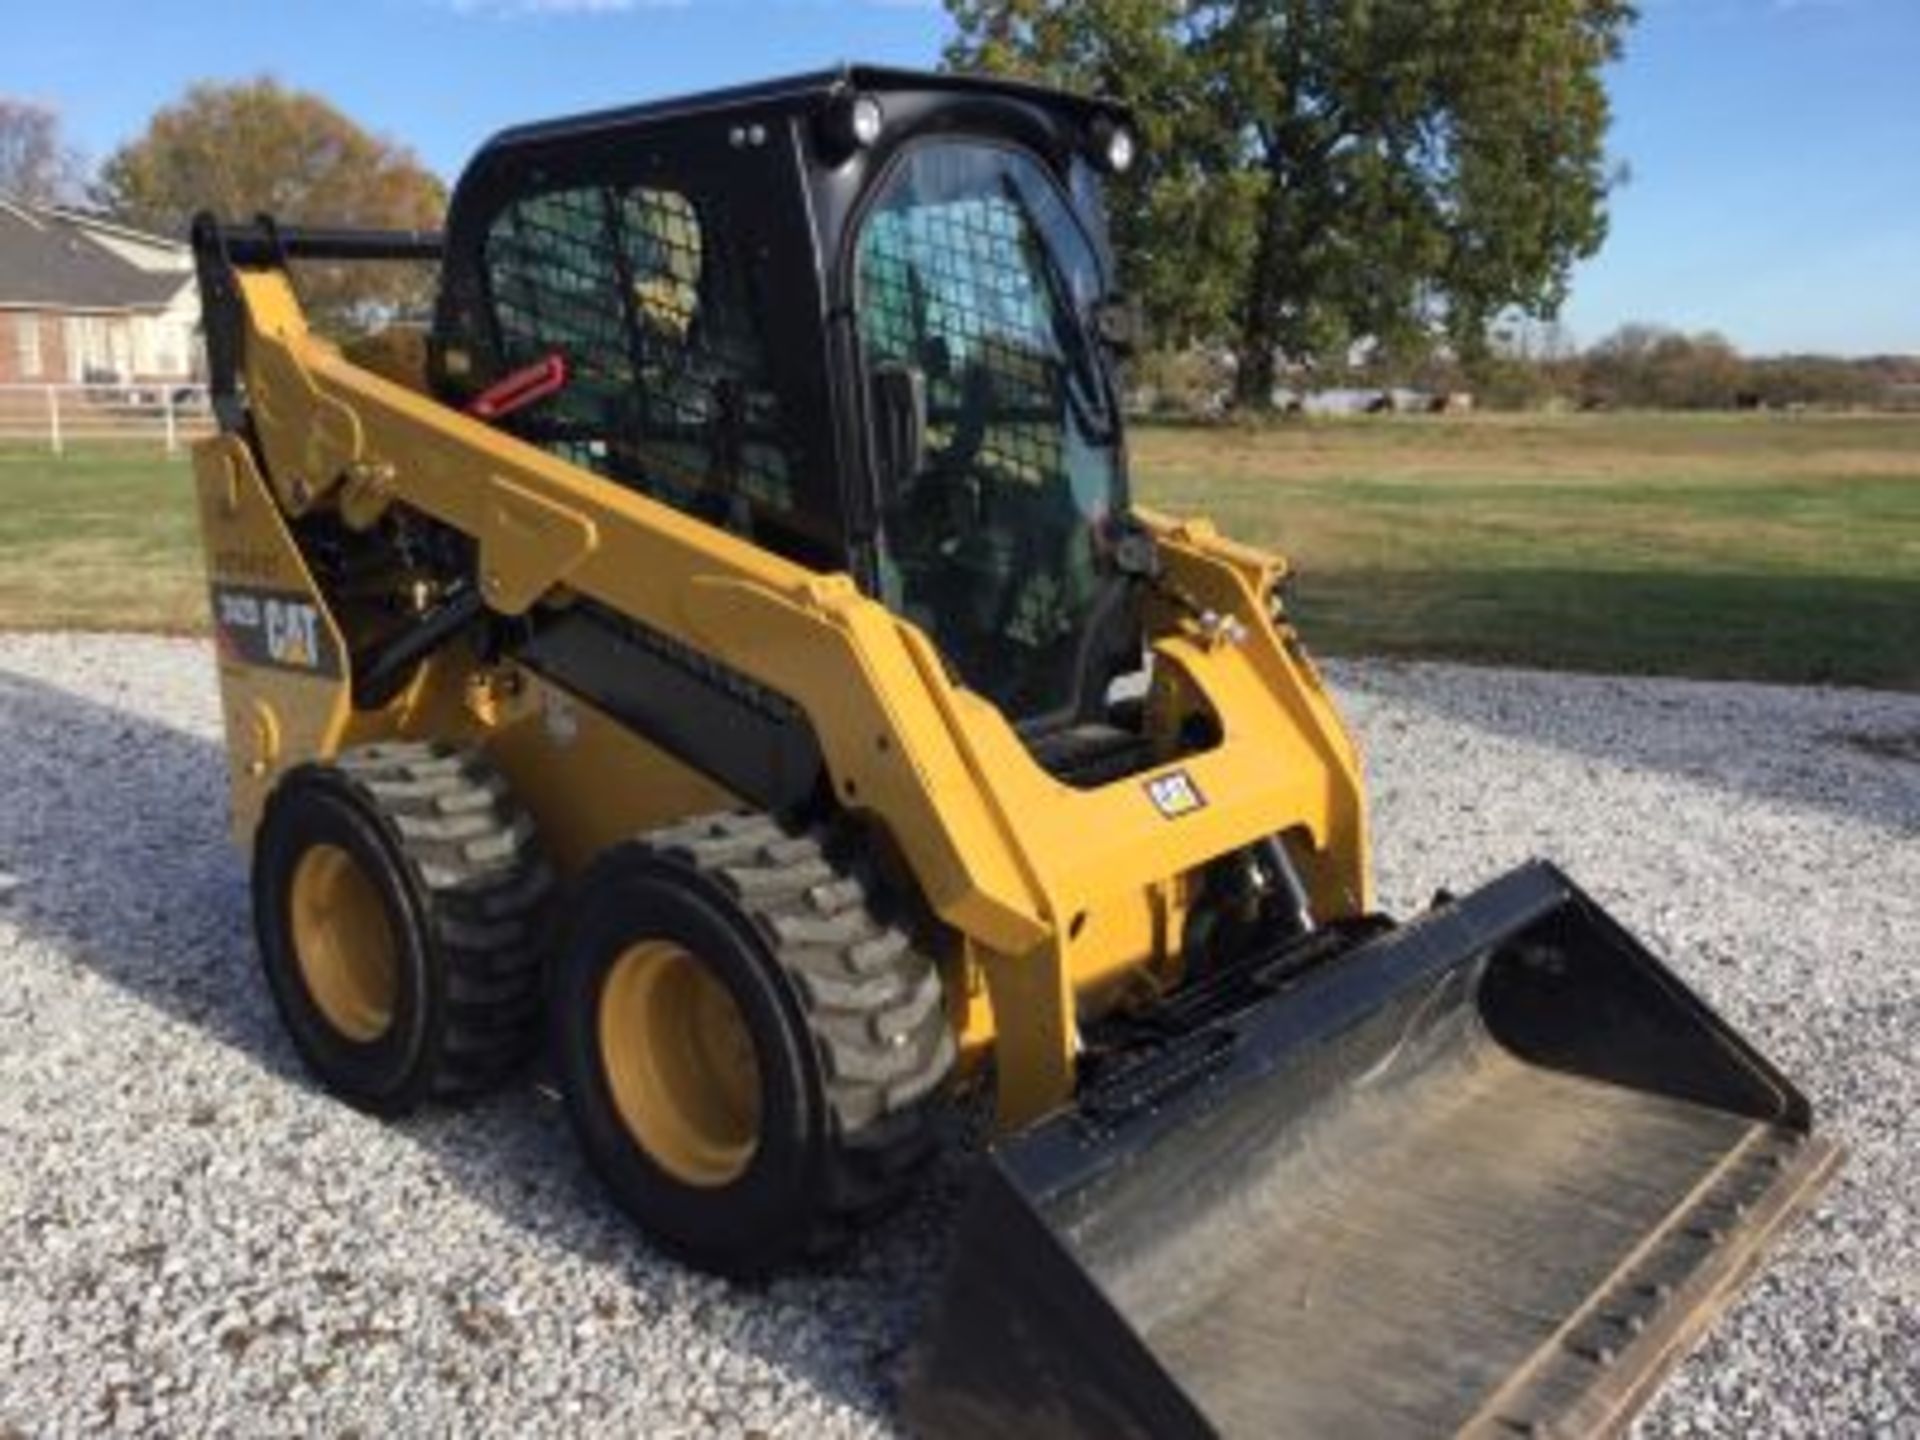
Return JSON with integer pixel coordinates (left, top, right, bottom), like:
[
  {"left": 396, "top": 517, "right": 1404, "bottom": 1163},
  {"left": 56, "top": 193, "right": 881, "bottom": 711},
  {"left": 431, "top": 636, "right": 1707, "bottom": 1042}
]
[{"left": 473, "top": 63, "right": 1129, "bottom": 159}]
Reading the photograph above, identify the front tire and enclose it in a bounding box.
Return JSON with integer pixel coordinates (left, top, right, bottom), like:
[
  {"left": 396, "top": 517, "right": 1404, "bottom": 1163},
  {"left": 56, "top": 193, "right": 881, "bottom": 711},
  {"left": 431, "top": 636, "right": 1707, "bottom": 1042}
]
[
  {"left": 252, "top": 742, "right": 553, "bottom": 1114},
  {"left": 553, "top": 812, "right": 955, "bottom": 1274}
]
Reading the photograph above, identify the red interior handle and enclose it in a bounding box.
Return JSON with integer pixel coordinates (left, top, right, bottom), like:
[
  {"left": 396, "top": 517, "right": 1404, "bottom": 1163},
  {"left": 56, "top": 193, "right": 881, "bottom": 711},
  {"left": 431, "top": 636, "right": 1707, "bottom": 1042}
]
[{"left": 466, "top": 353, "right": 570, "bottom": 421}]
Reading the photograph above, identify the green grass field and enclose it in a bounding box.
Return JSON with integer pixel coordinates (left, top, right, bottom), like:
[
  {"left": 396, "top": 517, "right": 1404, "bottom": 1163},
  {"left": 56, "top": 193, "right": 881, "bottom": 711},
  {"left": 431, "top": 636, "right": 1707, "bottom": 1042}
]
[
  {"left": 3, "top": 411, "right": 1916, "bottom": 688},
  {"left": 1134, "top": 413, "right": 1920, "bottom": 690},
  {"left": 0, "top": 446, "right": 205, "bottom": 632}
]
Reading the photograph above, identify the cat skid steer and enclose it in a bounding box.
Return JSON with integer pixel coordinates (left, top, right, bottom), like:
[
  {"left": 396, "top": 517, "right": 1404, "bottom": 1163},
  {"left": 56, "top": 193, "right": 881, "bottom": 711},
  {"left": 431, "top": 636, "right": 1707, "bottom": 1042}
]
[{"left": 188, "top": 66, "right": 1837, "bottom": 1437}]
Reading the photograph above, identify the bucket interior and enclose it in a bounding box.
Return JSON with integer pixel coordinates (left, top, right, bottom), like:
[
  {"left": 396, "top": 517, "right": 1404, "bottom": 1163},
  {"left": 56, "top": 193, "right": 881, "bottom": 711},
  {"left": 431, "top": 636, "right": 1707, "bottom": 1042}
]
[
  {"left": 906, "top": 867, "right": 1836, "bottom": 1440},
  {"left": 1069, "top": 995, "right": 1763, "bottom": 1435}
]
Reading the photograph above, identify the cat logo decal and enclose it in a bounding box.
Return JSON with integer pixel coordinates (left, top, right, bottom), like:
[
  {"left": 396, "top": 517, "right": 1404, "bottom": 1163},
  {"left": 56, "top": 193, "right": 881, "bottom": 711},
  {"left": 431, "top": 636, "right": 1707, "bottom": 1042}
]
[
  {"left": 211, "top": 585, "right": 342, "bottom": 679},
  {"left": 1144, "top": 769, "right": 1206, "bottom": 819}
]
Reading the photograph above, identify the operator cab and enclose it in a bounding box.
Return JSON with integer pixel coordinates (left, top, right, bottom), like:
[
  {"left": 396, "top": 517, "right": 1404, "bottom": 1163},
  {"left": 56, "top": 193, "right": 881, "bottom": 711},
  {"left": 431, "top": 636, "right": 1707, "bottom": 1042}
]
[{"left": 430, "top": 66, "right": 1143, "bottom": 739}]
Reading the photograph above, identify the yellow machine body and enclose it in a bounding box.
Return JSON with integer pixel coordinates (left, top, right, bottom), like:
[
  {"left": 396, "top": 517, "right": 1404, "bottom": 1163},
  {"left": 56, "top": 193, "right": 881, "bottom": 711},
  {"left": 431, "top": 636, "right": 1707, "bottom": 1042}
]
[
  {"left": 197, "top": 267, "right": 1367, "bottom": 1127},
  {"left": 190, "top": 69, "right": 1836, "bottom": 1438}
]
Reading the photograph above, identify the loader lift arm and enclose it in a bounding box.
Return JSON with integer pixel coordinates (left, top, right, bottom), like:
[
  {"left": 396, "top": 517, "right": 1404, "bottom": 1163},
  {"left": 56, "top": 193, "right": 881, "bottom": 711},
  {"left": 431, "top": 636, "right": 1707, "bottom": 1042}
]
[{"left": 193, "top": 215, "right": 445, "bottom": 433}]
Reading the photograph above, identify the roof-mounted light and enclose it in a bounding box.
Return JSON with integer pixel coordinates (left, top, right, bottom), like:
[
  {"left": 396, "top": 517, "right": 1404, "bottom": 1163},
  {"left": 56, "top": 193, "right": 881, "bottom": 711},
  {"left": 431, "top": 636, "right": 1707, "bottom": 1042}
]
[
  {"left": 1089, "top": 114, "right": 1136, "bottom": 176},
  {"left": 850, "top": 94, "right": 886, "bottom": 148},
  {"left": 818, "top": 91, "right": 885, "bottom": 165}
]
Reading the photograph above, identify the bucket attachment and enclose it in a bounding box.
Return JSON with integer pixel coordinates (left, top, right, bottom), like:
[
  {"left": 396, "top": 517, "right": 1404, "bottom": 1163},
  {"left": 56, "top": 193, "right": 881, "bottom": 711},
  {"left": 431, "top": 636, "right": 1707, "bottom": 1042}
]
[{"left": 905, "top": 862, "right": 1838, "bottom": 1439}]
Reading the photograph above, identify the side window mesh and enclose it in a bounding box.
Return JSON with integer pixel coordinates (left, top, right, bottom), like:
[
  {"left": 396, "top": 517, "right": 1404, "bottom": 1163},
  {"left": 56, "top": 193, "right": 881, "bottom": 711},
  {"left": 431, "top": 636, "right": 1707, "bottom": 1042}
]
[
  {"left": 483, "top": 183, "right": 794, "bottom": 532},
  {"left": 858, "top": 192, "right": 1067, "bottom": 491}
]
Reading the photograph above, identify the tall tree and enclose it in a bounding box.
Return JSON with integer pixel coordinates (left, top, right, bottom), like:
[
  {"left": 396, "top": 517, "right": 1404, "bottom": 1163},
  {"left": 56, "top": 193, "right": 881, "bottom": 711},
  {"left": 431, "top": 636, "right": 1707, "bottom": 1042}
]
[
  {"left": 0, "top": 98, "right": 84, "bottom": 205},
  {"left": 946, "top": 0, "right": 1635, "bottom": 406},
  {"left": 96, "top": 78, "right": 446, "bottom": 328}
]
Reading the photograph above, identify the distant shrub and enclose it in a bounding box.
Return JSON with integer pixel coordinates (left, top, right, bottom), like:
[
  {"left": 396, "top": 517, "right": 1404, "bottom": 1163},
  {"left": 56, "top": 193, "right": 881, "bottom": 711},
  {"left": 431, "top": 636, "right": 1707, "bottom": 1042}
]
[{"left": 1128, "top": 348, "right": 1233, "bottom": 418}]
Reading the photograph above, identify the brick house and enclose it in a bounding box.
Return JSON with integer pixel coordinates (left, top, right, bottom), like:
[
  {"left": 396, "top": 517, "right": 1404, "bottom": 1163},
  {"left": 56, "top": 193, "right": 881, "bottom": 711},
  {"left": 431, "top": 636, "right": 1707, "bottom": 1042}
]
[{"left": 0, "top": 197, "right": 201, "bottom": 386}]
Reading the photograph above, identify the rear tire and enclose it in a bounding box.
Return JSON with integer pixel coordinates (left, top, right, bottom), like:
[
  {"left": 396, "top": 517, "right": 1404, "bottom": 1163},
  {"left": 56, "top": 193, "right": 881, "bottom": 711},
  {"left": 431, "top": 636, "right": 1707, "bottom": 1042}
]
[
  {"left": 252, "top": 742, "right": 553, "bottom": 1114},
  {"left": 553, "top": 811, "right": 955, "bottom": 1274}
]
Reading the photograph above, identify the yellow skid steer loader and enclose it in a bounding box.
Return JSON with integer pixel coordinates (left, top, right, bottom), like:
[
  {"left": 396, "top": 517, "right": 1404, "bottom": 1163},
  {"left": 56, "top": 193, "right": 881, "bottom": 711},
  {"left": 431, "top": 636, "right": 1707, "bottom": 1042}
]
[{"left": 188, "top": 66, "right": 1836, "bottom": 1437}]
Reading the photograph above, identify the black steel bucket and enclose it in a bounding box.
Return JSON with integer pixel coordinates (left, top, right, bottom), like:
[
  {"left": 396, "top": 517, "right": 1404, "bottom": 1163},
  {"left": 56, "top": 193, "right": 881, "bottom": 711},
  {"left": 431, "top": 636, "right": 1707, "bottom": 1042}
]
[{"left": 904, "top": 862, "right": 1838, "bottom": 1439}]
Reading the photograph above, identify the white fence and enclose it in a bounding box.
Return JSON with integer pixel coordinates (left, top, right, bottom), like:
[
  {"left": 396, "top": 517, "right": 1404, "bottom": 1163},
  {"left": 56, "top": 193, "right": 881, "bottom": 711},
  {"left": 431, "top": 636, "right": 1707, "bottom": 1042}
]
[{"left": 0, "top": 383, "right": 216, "bottom": 455}]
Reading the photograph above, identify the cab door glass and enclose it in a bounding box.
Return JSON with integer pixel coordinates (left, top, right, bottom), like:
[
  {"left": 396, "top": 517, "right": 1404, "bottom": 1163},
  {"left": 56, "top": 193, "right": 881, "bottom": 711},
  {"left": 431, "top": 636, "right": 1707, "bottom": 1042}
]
[{"left": 855, "top": 142, "right": 1123, "bottom": 721}]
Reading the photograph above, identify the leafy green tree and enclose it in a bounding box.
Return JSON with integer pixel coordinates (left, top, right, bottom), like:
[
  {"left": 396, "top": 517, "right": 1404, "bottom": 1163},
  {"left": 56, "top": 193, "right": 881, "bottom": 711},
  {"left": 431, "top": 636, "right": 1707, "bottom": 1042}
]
[
  {"left": 945, "top": 0, "right": 1635, "bottom": 407},
  {"left": 96, "top": 78, "right": 445, "bottom": 330}
]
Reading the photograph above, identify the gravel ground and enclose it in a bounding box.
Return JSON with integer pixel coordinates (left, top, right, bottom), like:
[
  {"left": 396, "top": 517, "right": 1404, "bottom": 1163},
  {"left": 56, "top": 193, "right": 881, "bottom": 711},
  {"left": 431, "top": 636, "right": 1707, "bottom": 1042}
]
[{"left": 0, "top": 632, "right": 1914, "bottom": 1437}]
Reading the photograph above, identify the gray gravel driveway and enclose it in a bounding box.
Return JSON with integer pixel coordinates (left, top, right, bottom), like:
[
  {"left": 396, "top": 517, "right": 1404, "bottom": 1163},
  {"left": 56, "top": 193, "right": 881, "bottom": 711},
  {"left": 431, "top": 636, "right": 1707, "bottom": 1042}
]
[{"left": 0, "top": 634, "right": 1914, "bottom": 1436}]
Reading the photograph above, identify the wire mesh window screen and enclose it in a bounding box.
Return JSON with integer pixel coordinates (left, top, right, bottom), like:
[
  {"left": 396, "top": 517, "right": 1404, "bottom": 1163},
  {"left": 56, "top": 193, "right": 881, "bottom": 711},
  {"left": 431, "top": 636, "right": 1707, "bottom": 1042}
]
[
  {"left": 858, "top": 192, "right": 1067, "bottom": 489},
  {"left": 484, "top": 182, "right": 794, "bottom": 531},
  {"left": 854, "top": 144, "right": 1122, "bottom": 721}
]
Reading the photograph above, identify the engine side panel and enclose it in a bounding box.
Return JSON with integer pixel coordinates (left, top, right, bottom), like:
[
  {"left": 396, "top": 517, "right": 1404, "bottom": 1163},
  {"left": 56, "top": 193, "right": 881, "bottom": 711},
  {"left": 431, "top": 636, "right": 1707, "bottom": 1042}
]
[{"left": 194, "top": 436, "right": 374, "bottom": 842}]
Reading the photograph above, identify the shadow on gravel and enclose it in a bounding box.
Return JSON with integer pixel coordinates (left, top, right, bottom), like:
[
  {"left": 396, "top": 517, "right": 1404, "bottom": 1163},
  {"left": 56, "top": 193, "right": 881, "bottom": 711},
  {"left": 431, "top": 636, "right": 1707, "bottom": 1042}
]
[
  {"left": 1329, "top": 660, "right": 1920, "bottom": 837},
  {"left": 0, "top": 667, "right": 959, "bottom": 1425}
]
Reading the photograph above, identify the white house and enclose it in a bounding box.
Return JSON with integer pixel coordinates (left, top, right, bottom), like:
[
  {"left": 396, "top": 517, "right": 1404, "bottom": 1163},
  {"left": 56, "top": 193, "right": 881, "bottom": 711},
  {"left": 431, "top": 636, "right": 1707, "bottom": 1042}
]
[{"left": 0, "top": 197, "right": 201, "bottom": 386}]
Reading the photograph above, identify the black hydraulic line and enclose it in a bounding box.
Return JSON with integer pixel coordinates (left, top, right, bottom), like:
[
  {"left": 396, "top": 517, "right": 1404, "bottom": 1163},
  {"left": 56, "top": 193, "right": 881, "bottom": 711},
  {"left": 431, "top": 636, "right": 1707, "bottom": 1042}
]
[
  {"left": 1257, "top": 833, "right": 1317, "bottom": 936},
  {"left": 352, "top": 583, "right": 486, "bottom": 711}
]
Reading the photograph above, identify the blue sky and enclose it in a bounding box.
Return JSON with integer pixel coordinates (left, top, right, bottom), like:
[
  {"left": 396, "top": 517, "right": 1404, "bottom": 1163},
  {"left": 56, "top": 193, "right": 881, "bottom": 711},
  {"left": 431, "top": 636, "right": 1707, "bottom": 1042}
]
[{"left": 7, "top": 0, "right": 1916, "bottom": 354}]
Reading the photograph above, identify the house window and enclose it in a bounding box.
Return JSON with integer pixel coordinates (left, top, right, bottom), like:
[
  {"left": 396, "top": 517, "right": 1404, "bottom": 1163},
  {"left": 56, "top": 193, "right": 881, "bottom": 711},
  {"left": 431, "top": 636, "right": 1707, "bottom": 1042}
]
[
  {"left": 66, "top": 315, "right": 113, "bottom": 381},
  {"left": 153, "top": 319, "right": 188, "bottom": 378},
  {"left": 12, "top": 316, "right": 42, "bottom": 378},
  {"left": 132, "top": 315, "right": 157, "bottom": 377}
]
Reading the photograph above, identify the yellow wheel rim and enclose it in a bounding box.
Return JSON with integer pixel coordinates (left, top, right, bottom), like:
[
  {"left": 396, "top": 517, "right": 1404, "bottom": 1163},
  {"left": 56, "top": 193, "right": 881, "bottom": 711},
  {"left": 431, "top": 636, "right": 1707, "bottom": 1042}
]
[
  {"left": 289, "top": 843, "right": 399, "bottom": 1044},
  {"left": 598, "top": 940, "right": 762, "bottom": 1187}
]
